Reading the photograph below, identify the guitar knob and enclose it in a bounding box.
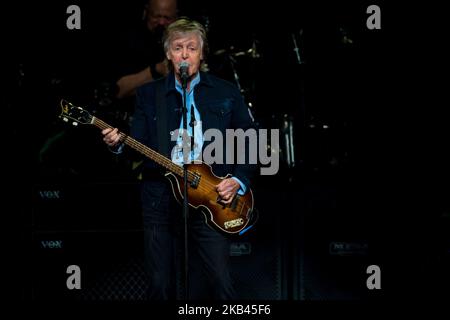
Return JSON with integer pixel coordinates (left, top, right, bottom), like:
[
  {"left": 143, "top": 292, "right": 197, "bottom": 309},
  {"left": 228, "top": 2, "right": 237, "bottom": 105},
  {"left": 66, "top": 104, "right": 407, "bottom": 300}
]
[{"left": 72, "top": 122, "right": 78, "bottom": 126}]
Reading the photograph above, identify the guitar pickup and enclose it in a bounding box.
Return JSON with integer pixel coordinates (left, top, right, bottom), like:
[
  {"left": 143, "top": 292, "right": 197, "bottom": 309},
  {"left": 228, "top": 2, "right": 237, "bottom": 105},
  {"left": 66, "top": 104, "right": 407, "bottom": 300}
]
[
  {"left": 216, "top": 196, "right": 226, "bottom": 208},
  {"left": 216, "top": 195, "right": 239, "bottom": 210},
  {"left": 190, "top": 173, "right": 201, "bottom": 188},
  {"left": 230, "top": 195, "right": 239, "bottom": 210}
]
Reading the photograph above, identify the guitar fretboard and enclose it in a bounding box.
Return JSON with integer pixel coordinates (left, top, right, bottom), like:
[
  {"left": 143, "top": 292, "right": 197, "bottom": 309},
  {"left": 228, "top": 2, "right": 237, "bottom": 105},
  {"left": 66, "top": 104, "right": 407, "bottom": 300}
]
[{"left": 93, "top": 117, "right": 192, "bottom": 180}]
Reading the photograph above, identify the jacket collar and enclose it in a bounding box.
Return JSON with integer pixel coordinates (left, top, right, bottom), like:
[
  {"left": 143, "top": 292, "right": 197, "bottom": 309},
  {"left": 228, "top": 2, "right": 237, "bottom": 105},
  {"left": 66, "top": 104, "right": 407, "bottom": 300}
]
[{"left": 164, "top": 71, "right": 214, "bottom": 95}]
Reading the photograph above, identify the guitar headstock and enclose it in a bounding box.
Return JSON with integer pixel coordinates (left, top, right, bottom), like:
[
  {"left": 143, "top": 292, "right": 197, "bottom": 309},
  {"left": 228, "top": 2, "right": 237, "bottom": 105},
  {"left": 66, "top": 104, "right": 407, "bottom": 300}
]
[{"left": 59, "top": 99, "right": 93, "bottom": 126}]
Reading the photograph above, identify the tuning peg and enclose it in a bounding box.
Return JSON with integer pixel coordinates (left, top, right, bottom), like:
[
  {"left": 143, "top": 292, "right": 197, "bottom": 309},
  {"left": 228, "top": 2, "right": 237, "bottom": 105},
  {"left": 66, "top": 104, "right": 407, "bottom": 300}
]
[{"left": 62, "top": 117, "right": 68, "bottom": 122}]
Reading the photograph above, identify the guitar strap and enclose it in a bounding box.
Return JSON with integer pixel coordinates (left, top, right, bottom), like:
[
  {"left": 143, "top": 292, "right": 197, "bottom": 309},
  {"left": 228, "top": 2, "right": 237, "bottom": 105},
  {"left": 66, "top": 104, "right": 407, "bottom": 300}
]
[{"left": 155, "top": 80, "right": 170, "bottom": 158}]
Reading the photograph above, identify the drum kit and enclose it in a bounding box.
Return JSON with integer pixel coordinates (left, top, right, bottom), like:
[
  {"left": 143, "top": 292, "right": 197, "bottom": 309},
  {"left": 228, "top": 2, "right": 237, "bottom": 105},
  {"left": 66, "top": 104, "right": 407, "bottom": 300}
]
[
  {"left": 209, "top": 35, "right": 303, "bottom": 171},
  {"left": 208, "top": 28, "right": 349, "bottom": 173},
  {"left": 209, "top": 38, "right": 261, "bottom": 110}
]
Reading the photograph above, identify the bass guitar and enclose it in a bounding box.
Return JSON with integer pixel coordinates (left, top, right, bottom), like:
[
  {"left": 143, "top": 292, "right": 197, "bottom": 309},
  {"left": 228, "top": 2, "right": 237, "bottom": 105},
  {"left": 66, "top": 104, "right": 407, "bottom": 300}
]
[{"left": 59, "top": 99, "right": 255, "bottom": 235}]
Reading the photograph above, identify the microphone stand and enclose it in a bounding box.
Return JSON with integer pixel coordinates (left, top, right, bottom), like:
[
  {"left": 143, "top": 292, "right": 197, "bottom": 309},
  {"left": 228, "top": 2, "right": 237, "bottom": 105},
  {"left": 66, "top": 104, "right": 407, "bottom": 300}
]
[{"left": 181, "top": 75, "right": 189, "bottom": 300}]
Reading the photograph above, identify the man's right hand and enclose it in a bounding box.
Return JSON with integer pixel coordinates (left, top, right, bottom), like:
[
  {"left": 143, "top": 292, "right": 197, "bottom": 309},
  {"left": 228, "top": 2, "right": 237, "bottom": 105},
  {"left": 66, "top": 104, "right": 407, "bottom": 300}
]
[{"left": 102, "top": 128, "right": 121, "bottom": 147}]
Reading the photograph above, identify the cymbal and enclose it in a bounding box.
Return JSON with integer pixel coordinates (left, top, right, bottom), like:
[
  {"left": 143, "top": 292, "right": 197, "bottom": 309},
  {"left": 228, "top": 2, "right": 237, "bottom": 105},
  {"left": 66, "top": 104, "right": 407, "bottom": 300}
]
[{"left": 213, "top": 44, "right": 260, "bottom": 59}]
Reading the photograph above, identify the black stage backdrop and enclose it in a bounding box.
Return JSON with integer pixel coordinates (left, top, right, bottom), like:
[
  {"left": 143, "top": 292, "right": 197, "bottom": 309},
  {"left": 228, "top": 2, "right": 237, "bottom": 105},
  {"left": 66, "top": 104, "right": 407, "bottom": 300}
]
[{"left": 6, "top": 0, "right": 449, "bottom": 309}]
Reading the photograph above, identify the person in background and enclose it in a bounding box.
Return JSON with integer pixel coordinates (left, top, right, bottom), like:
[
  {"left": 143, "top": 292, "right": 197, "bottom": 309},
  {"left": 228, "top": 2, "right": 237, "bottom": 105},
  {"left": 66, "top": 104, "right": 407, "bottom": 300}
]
[{"left": 115, "top": 0, "right": 178, "bottom": 99}]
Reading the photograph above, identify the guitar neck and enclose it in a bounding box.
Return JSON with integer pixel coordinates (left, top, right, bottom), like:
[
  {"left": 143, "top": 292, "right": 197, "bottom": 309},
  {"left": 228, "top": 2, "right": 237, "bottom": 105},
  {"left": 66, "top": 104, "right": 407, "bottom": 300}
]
[{"left": 92, "top": 117, "right": 185, "bottom": 177}]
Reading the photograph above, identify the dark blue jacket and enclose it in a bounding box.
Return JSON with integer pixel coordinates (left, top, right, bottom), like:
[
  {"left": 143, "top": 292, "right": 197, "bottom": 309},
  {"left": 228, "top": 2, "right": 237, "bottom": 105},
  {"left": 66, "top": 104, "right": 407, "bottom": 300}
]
[{"left": 131, "top": 71, "right": 257, "bottom": 190}]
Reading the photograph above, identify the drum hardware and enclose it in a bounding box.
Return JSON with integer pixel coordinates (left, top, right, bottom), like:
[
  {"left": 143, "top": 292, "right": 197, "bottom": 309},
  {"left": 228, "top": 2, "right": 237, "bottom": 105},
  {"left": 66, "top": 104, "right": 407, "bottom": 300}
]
[
  {"left": 291, "top": 29, "right": 305, "bottom": 65},
  {"left": 281, "top": 114, "right": 296, "bottom": 168}
]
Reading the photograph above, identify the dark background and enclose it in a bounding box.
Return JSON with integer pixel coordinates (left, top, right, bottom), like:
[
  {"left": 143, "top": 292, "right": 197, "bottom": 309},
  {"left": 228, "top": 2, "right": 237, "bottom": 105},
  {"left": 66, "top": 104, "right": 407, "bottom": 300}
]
[{"left": 6, "top": 0, "right": 449, "bottom": 304}]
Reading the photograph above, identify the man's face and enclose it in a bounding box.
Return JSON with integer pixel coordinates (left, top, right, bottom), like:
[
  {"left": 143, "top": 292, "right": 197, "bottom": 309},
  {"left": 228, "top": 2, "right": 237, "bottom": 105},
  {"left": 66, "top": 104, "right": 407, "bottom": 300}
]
[
  {"left": 146, "top": 0, "right": 177, "bottom": 32},
  {"left": 167, "top": 33, "right": 203, "bottom": 80}
]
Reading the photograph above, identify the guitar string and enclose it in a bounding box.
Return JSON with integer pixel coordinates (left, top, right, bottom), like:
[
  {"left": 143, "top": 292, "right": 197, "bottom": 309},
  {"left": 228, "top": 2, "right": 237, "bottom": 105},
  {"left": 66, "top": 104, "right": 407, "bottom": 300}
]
[
  {"left": 62, "top": 101, "right": 251, "bottom": 221},
  {"left": 94, "top": 118, "right": 251, "bottom": 214},
  {"left": 95, "top": 118, "right": 193, "bottom": 178},
  {"left": 62, "top": 106, "right": 251, "bottom": 215},
  {"left": 97, "top": 117, "right": 229, "bottom": 193}
]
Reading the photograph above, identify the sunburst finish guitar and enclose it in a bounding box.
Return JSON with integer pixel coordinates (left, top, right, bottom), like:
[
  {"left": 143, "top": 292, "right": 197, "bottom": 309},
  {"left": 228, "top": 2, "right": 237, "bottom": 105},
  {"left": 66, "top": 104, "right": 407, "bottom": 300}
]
[{"left": 59, "top": 99, "right": 255, "bottom": 235}]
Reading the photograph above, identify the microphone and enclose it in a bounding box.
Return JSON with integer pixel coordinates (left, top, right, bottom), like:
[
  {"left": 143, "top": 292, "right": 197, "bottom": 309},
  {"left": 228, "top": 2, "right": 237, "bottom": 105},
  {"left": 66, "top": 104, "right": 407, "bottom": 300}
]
[{"left": 179, "top": 62, "right": 189, "bottom": 89}]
